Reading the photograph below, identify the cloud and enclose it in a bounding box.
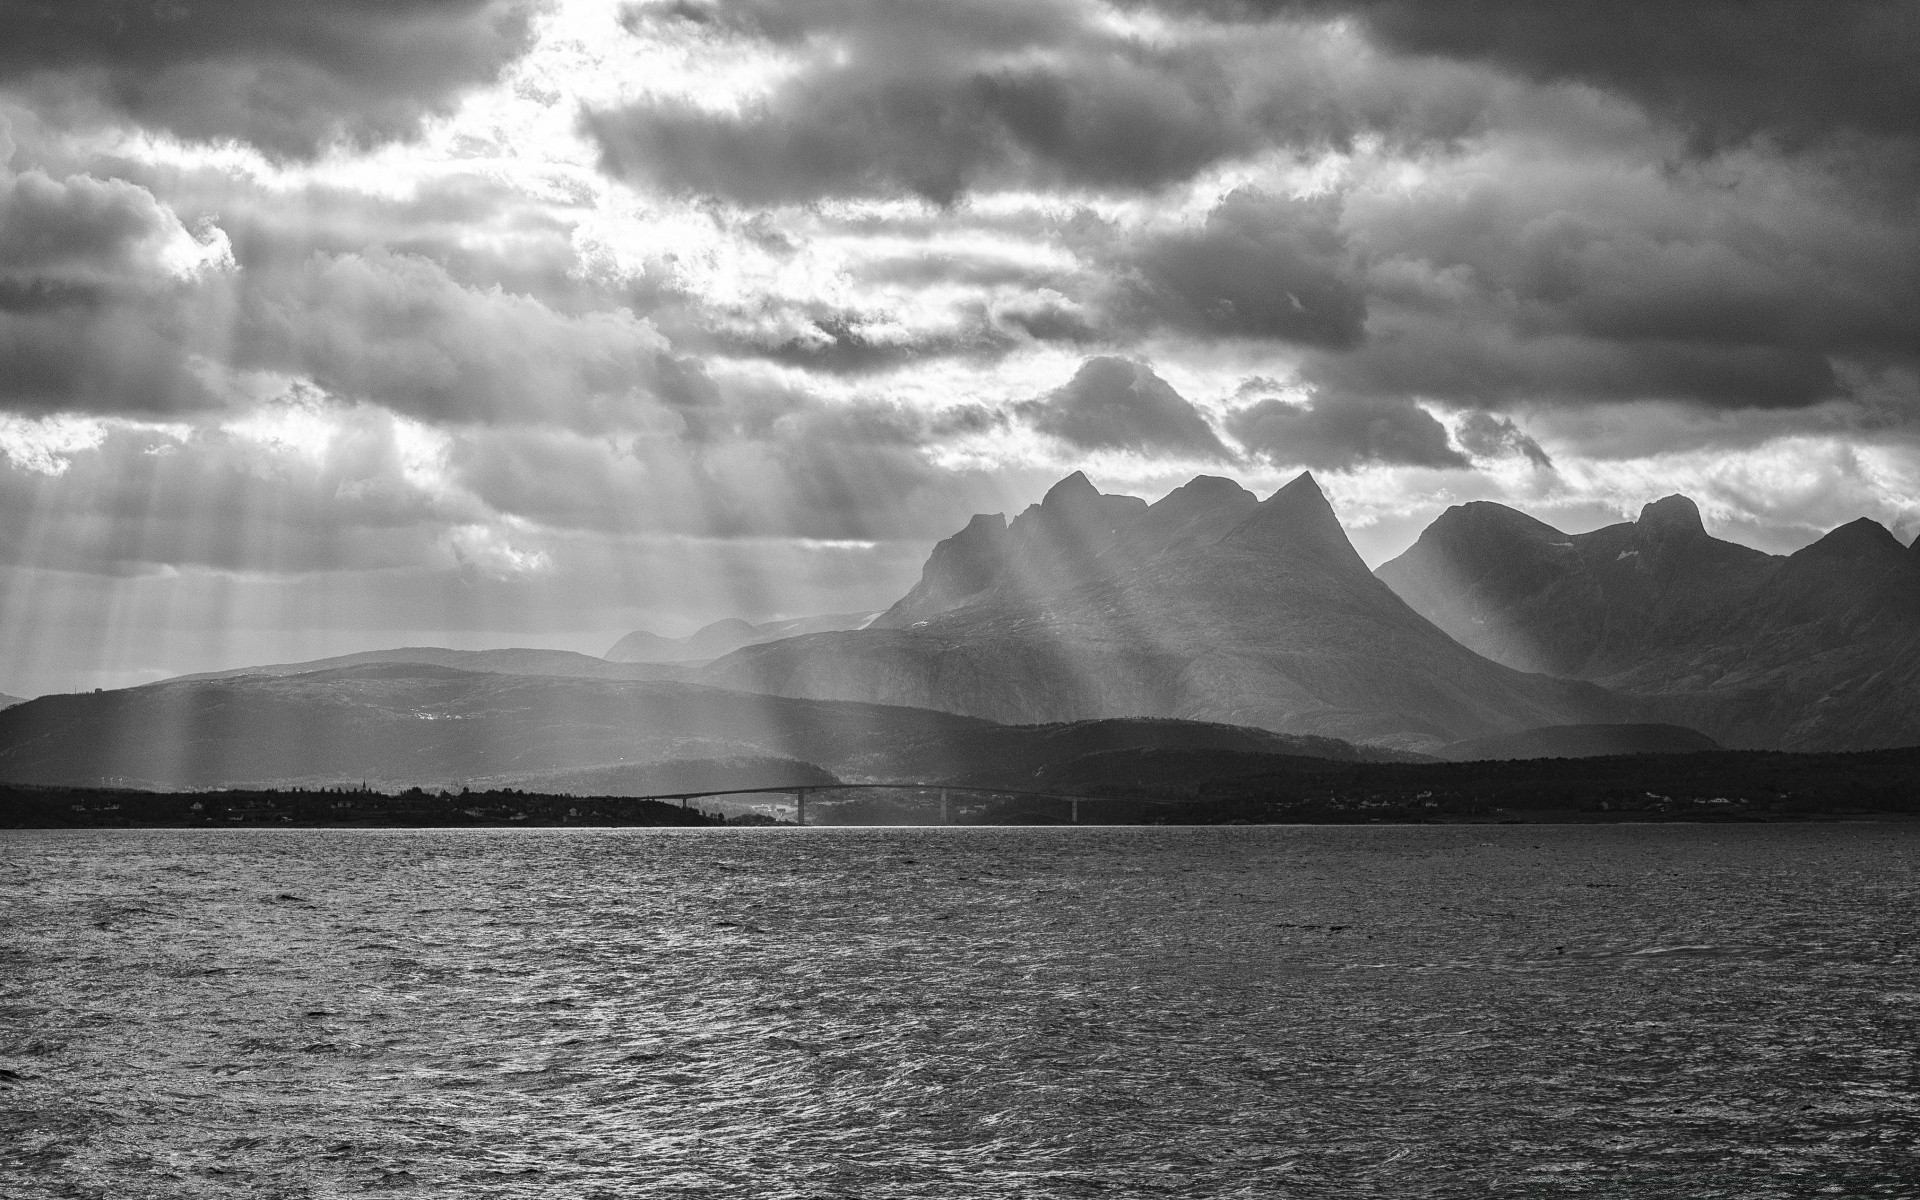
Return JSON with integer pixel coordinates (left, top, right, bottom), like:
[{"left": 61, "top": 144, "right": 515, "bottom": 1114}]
[
  {"left": 1227, "top": 390, "right": 1467, "bottom": 470},
  {"left": 1453, "top": 410, "right": 1550, "bottom": 467},
  {"left": 586, "top": 11, "right": 1230, "bottom": 203},
  {"left": 234, "top": 249, "right": 718, "bottom": 432},
  {"left": 586, "top": 0, "right": 1498, "bottom": 203},
  {"left": 0, "top": 145, "right": 233, "bottom": 417},
  {"left": 1289, "top": 139, "right": 1920, "bottom": 419},
  {"left": 1114, "top": 189, "right": 1366, "bottom": 346},
  {"left": 0, "top": 1, "right": 541, "bottom": 157},
  {"left": 1015, "top": 357, "right": 1233, "bottom": 460},
  {"left": 1257, "top": 0, "right": 1920, "bottom": 155}
]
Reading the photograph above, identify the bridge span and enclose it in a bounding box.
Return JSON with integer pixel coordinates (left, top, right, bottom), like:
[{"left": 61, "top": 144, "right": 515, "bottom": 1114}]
[{"left": 623, "top": 782, "right": 1112, "bottom": 824}]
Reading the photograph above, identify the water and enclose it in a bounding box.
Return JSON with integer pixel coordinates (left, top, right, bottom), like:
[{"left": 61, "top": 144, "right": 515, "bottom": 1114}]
[{"left": 3, "top": 824, "right": 1917, "bottom": 1198}]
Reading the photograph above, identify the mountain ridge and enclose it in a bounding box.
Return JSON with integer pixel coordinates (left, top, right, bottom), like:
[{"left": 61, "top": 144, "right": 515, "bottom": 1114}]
[
  {"left": 607, "top": 612, "right": 877, "bottom": 663},
  {"left": 700, "top": 470, "right": 1648, "bottom": 752},
  {"left": 1377, "top": 496, "right": 1920, "bottom": 750},
  {"left": 0, "top": 662, "right": 1399, "bottom": 792}
]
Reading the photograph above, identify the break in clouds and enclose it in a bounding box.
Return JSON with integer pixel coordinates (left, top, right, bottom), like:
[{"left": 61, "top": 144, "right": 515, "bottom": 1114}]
[{"left": 0, "top": 0, "right": 1916, "bottom": 690}]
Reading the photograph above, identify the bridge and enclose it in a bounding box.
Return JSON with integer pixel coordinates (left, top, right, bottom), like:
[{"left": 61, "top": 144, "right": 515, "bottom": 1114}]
[{"left": 621, "top": 782, "right": 1115, "bottom": 824}]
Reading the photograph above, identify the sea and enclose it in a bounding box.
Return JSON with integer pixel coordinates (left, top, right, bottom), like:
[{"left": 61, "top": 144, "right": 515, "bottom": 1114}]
[{"left": 3, "top": 824, "right": 1917, "bottom": 1198}]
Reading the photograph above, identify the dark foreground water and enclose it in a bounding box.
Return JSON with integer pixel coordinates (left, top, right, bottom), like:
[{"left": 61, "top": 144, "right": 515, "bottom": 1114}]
[{"left": 2, "top": 825, "right": 1917, "bottom": 1198}]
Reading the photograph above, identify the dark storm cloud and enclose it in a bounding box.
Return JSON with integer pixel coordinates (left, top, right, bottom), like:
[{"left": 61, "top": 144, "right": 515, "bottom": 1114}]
[
  {"left": 1015, "top": 357, "right": 1232, "bottom": 461},
  {"left": 1221, "top": 1, "right": 1920, "bottom": 154},
  {"left": 1226, "top": 390, "right": 1467, "bottom": 470},
  {"left": 0, "top": 149, "right": 224, "bottom": 416},
  {"left": 587, "top": 1, "right": 1229, "bottom": 204},
  {"left": 1116, "top": 189, "right": 1366, "bottom": 347},
  {"left": 1304, "top": 316, "right": 1848, "bottom": 414},
  {"left": 1453, "top": 411, "right": 1549, "bottom": 467},
  {"left": 0, "top": 1, "right": 540, "bottom": 157},
  {"left": 587, "top": 0, "right": 1493, "bottom": 203}
]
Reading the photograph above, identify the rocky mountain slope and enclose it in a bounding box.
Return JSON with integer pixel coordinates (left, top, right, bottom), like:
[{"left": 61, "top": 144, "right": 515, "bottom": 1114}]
[
  {"left": 1377, "top": 498, "right": 1920, "bottom": 750},
  {"left": 606, "top": 612, "right": 876, "bottom": 663},
  {"left": 699, "top": 472, "right": 1641, "bottom": 752}
]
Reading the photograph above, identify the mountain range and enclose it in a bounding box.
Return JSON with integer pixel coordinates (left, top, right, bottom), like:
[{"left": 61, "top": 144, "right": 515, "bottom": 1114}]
[
  {"left": 605, "top": 612, "right": 876, "bottom": 663},
  {"left": 1378, "top": 495, "right": 1920, "bottom": 750},
  {"left": 173, "top": 646, "right": 684, "bottom": 684},
  {"left": 0, "top": 662, "right": 1389, "bottom": 792},
  {"left": 0, "top": 469, "right": 1911, "bottom": 791},
  {"left": 696, "top": 471, "right": 1640, "bottom": 752}
]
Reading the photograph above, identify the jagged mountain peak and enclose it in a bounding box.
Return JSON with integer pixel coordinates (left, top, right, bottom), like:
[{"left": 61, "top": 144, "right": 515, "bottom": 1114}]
[
  {"left": 1218, "top": 471, "right": 1370, "bottom": 574},
  {"left": 1040, "top": 470, "right": 1099, "bottom": 505},
  {"left": 1015, "top": 470, "right": 1146, "bottom": 533},
  {"left": 1636, "top": 494, "right": 1705, "bottom": 537},
  {"left": 1796, "top": 517, "right": 1909, "bottom": 562},
  {"left": 1251, "top": 471, "right": 1340, "bottom": 529}
]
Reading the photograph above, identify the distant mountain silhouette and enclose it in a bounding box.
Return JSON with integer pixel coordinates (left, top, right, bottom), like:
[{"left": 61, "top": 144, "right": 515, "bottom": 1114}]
[
  {"left": 699, "top": 471, "right": 1643, "bottom": 752},
  {"left": 171, "top": 646, "right": 689, "bottom": 683},
  {"left": 0, "top": 693, "right": 21, "bottom": 710},
  {"left": 606, "top": 613, "right": 876, "bottom": 663},
  {"left": 1378, "top": 498, "right": 1920, "bottom": 750},
  {"left": 1436, "top": 723, "right": 1720, "bottom": 762},
  {"left": 0, "top": 663, "right": 1392, "bottom": 791}
]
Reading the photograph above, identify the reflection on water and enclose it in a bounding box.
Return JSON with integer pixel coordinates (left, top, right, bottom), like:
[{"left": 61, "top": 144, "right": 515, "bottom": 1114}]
[{"left": 2, "top": 824, "right": 1917, "bottom": 1197}]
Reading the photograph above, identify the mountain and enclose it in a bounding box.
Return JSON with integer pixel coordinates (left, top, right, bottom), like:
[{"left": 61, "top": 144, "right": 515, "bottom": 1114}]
[
  {"left": 697, "top": 471, "right": 1644, "bottom": 752},
  {"left": 0, "top": 693, "right": 21, "bottom": 710},
  {"left": 1378, "top": 499, "right": 1920, "bottom": 750},
  {"left": 1375, "top": 495, "right": 1779, "bottom": 678},
  {"left": 171, "top": 646, "right": 690, "bottom": 684},
  {"left": 606, "top": 612, "right": 877, "bottom": 662},
  {"left": 0, "top": 663, "right": 1390, "bottom": 792}
]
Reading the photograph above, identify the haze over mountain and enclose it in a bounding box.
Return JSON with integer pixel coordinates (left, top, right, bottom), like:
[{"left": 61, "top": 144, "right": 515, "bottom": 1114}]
[
  {"left": 0, "top": 663, "right": 1387, "bottom": 793},
  {"left": 172, "top": 647, "right": 687, "bottom": 684},
  {"left": 698, "top": 471, "right": 1641, "bottom": 752},
  {"left": 1379, "top": 498, "right": 1920, "bottom": 750},
  {"left": 10, "top": 470, "right": 1911, "bottom": 789},
  {"left": 606, "top": 613, "right": 878, "bottom": 664}
]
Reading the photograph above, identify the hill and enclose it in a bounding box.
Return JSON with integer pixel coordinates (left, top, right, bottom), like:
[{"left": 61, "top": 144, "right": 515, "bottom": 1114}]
[
  {"left": 605, "top": 612, "right": 877, "bottom": 663},
  {"left": 0, "top": 663, "right": 1390, "bottom": 792},
  {"left": 1436, "top": 723, "right": 1720, "bottom": 762},
  {"left": 170, "top": 646, "right": 690, "bottom": 684}
]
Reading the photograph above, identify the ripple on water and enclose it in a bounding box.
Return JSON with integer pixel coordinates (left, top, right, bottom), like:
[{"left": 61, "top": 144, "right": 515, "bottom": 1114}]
[{"left": 1, "top": 824, "right": 1917, "bottom": 1197}]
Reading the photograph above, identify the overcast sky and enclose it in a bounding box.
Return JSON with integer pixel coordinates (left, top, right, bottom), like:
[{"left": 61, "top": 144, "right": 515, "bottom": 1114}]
[{"left": 0, "top": 0, "right": 1915, "bottom": 694}]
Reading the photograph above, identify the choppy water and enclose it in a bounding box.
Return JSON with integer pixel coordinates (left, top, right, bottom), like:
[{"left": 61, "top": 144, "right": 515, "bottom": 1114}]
[{"left": 3, "top": 824, "right": 1918, "bottom": 1198}]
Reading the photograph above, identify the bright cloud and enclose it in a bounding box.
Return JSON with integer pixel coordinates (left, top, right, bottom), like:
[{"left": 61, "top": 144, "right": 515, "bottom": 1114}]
[{"left": 0, "top": 0, "right": 1916, "bottom": 692}]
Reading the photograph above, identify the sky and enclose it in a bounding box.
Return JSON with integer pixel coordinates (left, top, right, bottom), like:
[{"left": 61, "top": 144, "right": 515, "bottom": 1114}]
[{"left": 0, "top": 0, "right": 1916, "bottom": 696}]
